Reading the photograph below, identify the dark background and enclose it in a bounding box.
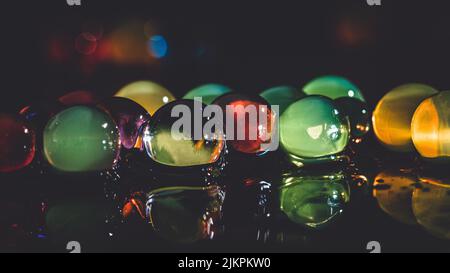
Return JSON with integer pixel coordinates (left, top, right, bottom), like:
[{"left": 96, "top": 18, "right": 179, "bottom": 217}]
[
  {"left": 2, "top": 0, "right": 450, "bottom": 253},
  {"left": 2, "top": 0, "right": 450, "bottom": 112}
]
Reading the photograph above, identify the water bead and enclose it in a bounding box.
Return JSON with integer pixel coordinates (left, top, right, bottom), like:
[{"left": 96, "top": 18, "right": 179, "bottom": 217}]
[
  {"left": 145, "top": 186, "right": 224, "bottom": 243},
  {"left": 0, "top": 114, "right": 36, "bottom": 173},
  {"left": 99, "top": 97, "right": 150, "bottom": 150},
  {"left": 213, "top": 93, "right": 276, "bottom": 155},
  {"left": 143, "top": 100, "right": 225, "bottom": 167},
  {"left": 19, "top": 101, "right": 65, "bottom": 168},
  {"left": 372, "top": 83, "right": 438, "bottom": 152},
  {"left": 43, "top": 106, "right": 120, "bottom": 172},
  {"left": 183, "top": 84, "right": 232, "bottom": 105},
  {"left": 411, "top": 91, "right": 450, "bottom": 161},
  {"left": 259, "top": 86, "right": 305, "bottom": 114},
  {"left": 280, "top": 171, "right": 350, "bottom": 228},
  {"left": 280, "top": 96, "right": 350, "bottom": 166},
  {"left": 303, "top": 75, "right": 365, "bottom": 102},
  {"left": 58, "top": 90, "right": 99, "bottom": 106},
  {"left": 334, "top": 97, "right": 371, "bottom": 140},
  {"left": 19, "top": 100, "right": 63, "bottom": 139},
  {"left": 115, "top": 80, "right": 175, "bottom": 115}
]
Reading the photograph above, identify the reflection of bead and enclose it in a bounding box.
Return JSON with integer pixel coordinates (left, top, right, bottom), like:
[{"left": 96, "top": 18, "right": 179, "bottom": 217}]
[
  {"left": 412, "top": 91, "right": 450, "bottom": 161},
  {"left": 115, "top": 81, "right": 175, "bottom": 115},
  {"left": 43, "top": 106, "right": 120, "bottom": 172},
  {"left": 0, "top": 114, "right": 36, "bottom": 173},
  {"left": 413, "top": 177, "right": 450, "bottom": 240},
  {"left": 280, "top": 171, "right": 350, "bottom": 228},
  {"left": 373, "top": 170, "right": 417, "bottom": 226},
  {"left": 45, "top": 198, "right": 112, "bottom": 242},
  {"left": 280, "top": 96, "right": 350, "bottom": 166},
  {"left": 259, "top": 86, "right": 305, "bottom": 114},
  {"left": 303, "top": 75, "right": 365, "bottom": 102},
  {"left": 372, "top": 83, "right": 438, "bottom": 152},
  {"left": 183, "top": 84, "right": 232, "bottom": 105},
  {"left": 143, "top": 100, "right": 225, "bottom": 167},
  {"left": 146, "top": 186, "right": 224, "bottom": 243}
]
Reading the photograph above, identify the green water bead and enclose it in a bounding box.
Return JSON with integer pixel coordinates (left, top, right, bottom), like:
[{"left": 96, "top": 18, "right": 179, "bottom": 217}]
[
  {"left": 259, "top": 86, "right": 305, "bottom": 114},
  {"left": 44, "top": 106, "right": 120, "bottom": 172},
  {"left": 280, "top": 171, "right": 350, "bottom": 228},
  {"left": 280, "top": 96, "right": 350, "bottom": 164},
  {"left": 303, "top": 75, "right": 365, "bottom": 102},
  {"left": 183, "top": 84, "right": 232, "bottom": 105}
]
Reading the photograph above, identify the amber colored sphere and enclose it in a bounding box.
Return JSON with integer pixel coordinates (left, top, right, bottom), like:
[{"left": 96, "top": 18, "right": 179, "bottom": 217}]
[
  {"left": 372, "top": 84, "right": 438, "bottom": 152},
  {"left": 411, "top": 91, "right": 450, "bottom": 161}
]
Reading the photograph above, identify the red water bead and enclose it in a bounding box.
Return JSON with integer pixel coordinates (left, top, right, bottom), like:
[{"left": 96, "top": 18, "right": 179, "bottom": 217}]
[
  {"left": 58, "top": 90, "right": 99, "bottom": 106},
  {"left": 0, "top": 114, "right": 36, "bottom": 173},
  {"left": 214, "top": 94, "right": 274, "bottom": 154}
]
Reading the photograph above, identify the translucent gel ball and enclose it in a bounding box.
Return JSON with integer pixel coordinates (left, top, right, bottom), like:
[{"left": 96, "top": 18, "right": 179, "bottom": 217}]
[
  {"left": 43, "top": 106, "right": 120, "bottom": 172},
  {"left": 115, "top": 80, "right": 175, "bottom": 115},
  {"left": 259, "top": 85, "right": 305, "bottom": 114},
  {"left": 143, "top": 100, "right": 225, "bottom": 167},
  {"left": 19, "top": 100, "right": 64, "bottom": 137},
  {"left": 372, "top": 83, "right": 438, "bottom": 152},
  {"left": 334, "top": 97, "right": 371, "bottom": 140},
  {"left": 0, "top": 114, "right": 36, "bottom": 173},
  {"left": 145, "top": 186, "right": 224, "bottom": 243},
  {"left": 183, "top": 84, "right": 232, "bottom": 105},
  {"left": 373, "top": 170, "right": 417, "bottom": 226},
  {"left": 213, "top": 93, "right": 275, "bottom": 155},
  {"left": 412, "top": 91, "right": 450, "bottom": 161},
  {"left": 303, "top": 75, "right": 365, "bottom": 102},
  {"left": 58, "top": 90, "right": 99, "bottom": 106},
  {"left": 413, "top": 177, "right": 450, "bottom": 240},
  {"left": 280, "top": 96, "right": 350, "bottom": 163},
  {"left": 280, "top": 171, "right": 350, "bottom": 228},
  {"left": 99, "top": 97, "right": 150, "bottom": 150}
]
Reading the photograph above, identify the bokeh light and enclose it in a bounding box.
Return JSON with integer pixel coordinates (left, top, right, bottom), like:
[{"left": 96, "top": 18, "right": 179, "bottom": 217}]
[
  {"left": 75, "top": 33, "right": 97, "bottom": 55},
  {"left": 148, "top": 35, "right": 168, "bottom": 59}
]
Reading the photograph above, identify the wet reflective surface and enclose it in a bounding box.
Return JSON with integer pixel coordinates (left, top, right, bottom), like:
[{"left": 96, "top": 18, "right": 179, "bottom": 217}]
[{"left": 2, "top": 132, "right": 450, "bottom": 253}]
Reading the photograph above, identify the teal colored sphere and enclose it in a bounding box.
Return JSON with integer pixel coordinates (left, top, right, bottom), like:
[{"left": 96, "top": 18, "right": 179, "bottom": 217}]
[
  {"left": 303, "top": 75, "right": 365, "bottom": 102},
  {"left": 43, "top": 106, "right": 120, "bottom": 172},
  {"left": 280, "top": 96, "right": 350, "bottom": 165},
  {"left": 183, "top": 84, "right": 232, "bottom": 105},
  {"left": 259, "top": 86, "right": 305, "bottom": 114}
]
